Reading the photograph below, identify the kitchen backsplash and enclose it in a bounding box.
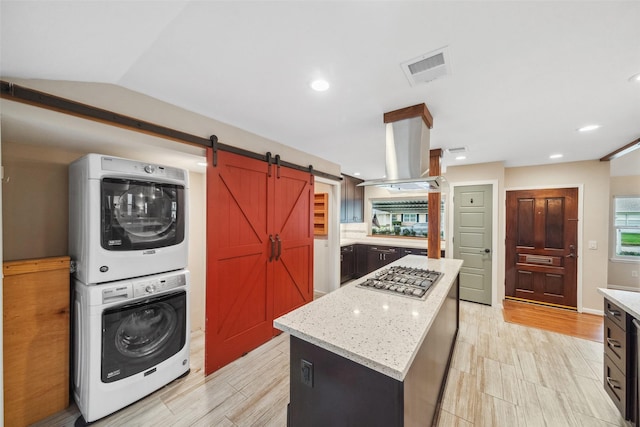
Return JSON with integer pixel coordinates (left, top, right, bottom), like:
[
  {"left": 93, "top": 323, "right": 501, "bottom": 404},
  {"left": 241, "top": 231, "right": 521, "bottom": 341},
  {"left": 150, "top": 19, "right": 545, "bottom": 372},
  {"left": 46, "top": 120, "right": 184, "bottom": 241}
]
[{"left": 341, "top": 222, "right": 368, "bottom": 239}]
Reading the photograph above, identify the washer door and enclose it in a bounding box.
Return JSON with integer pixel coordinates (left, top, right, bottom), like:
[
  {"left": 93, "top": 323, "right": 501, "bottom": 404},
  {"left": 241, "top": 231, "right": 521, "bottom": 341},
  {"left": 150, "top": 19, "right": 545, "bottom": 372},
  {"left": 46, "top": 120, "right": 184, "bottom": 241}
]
[
  {"left": 101, "top": 177, "right": 185, "bottom": 251},
  {"left": 101, "top": 290, "right": 187, "bottom": 383}
]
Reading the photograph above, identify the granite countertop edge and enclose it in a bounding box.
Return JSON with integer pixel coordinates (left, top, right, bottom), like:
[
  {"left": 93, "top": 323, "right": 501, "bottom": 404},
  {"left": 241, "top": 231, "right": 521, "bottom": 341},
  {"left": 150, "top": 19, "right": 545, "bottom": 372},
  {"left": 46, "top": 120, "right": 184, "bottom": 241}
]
[
  {"left": 598, "top": 287, "right": 640, "bottom": 319},
  {"left": 274, "top": 256, "right": 463, "bottom": 381}
]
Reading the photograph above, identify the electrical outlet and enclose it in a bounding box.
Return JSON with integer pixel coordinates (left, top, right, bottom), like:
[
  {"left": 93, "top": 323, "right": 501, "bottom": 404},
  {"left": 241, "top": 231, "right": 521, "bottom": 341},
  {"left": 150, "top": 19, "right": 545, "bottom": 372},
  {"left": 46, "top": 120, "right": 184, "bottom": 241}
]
[
  {"left": 301, "top": 359, "right": 313, "bottom": 387},
  {"left": 632, "top": 271, "right": 639, "bottom": 278}
]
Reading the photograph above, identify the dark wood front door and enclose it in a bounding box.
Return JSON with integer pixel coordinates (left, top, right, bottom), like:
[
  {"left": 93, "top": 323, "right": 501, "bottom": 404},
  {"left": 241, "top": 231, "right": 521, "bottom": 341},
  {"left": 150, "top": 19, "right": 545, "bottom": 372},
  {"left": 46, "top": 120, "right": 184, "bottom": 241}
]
[{"left": 505, "top": 188, "right": 578, "bottom": 308}]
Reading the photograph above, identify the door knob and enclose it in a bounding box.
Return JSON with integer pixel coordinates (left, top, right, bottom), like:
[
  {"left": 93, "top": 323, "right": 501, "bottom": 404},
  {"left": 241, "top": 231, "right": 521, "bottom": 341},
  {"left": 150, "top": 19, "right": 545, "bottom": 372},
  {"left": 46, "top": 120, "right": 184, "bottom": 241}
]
[{"left": 482, "top": 248, "right": 491, "bottom": 254}]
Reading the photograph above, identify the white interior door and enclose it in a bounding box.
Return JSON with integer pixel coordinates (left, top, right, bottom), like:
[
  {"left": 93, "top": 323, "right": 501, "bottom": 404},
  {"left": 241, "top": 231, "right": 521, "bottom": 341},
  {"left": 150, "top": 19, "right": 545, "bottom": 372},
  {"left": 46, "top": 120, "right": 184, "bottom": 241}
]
[{"left": 454, "top": 184, "right": 493, "bottom": 305}]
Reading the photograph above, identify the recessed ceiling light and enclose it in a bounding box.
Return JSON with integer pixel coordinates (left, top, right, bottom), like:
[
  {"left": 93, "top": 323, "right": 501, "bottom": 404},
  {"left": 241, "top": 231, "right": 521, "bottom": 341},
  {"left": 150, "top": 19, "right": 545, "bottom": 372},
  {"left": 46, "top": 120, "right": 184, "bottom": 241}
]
[
  {"left": 455, "top": 156, "right": 466, "bottom": 160},
  {"left": 197, "top": 162, "right": 207, "bottom": 167},
  {"left": 310, "top": 79, "right": 330, "bottom": 92},
  {"left": 353, "top": 172, "right": 360, "bottom": 176},
  {"left": 628, "top": 72, "right": 640, "bottom": 83},
  {"left": 578, "top": 124, "right": 600, "bottom": 132},
  {"left": 550, "top": 154, "right": 563, "bottom": 159}
]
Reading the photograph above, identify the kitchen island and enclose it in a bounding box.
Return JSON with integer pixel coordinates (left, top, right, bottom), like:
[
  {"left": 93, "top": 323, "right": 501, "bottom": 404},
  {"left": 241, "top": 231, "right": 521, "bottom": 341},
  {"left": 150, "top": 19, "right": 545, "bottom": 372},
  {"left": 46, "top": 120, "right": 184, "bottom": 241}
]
[
  {"left": 274, "top": 255, "right": 463, "bottom": 427},
  {"left": 597, "top": 288, "right": 639, "bottom": 424}
]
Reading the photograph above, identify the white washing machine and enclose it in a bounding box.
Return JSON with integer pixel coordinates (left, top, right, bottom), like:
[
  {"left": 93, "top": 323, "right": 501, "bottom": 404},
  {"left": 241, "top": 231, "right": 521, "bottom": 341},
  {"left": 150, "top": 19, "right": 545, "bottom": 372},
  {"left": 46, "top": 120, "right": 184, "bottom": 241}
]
[
  {"left": 73, "top": 269, "right": 191, "bottom": 423},
  {"left": 69, "top": 153, "right": 189, "bottom": 284}
]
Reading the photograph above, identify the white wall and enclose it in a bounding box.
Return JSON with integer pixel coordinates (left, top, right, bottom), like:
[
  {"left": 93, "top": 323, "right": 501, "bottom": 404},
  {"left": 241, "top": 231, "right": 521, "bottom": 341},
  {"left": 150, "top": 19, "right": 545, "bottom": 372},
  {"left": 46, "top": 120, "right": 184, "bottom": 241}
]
[
  {"left": 187, "top": 171, "right": 206, "bottom": 330},
  {"left": 442, "top": 160, "right": 611, "bottom": 313},
  {"left": 608, "top": 175, "right": 640, "bottom": 291}
]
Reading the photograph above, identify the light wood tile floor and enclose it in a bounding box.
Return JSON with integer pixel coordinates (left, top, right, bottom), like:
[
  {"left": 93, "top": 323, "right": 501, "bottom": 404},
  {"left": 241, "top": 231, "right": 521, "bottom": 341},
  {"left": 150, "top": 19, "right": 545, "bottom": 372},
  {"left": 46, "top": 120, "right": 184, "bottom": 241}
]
[{"left": 35, "top": 301, "right": 630, "bottom": 427}]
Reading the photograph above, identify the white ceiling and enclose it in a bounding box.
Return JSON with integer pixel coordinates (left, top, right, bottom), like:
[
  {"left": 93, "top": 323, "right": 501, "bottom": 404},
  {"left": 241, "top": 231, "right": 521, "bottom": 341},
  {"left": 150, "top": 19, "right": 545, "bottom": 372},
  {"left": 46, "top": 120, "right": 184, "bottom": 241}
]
[{"left": 1, "top": 1, "right": 639, "bottom": 178}]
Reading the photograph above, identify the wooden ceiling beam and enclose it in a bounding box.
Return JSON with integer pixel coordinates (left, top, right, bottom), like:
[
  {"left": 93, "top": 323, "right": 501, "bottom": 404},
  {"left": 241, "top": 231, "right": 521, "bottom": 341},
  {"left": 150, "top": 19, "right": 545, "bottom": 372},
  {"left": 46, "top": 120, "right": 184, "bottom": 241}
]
[
  {"left": 383, "top": 103, "right": 433, "bottom": 129},
  {"left": 599, "top": 137, "right": 640, "bottom": 161}
]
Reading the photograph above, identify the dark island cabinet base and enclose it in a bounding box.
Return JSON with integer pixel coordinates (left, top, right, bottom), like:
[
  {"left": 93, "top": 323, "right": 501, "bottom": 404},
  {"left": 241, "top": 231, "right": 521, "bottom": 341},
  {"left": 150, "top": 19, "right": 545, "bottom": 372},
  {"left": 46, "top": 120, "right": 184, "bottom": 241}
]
[
  {"left": 288, "top": 277, "right": 459, "bottom": 427},
  {"left": 288, "top": 336, "right": 403, "bottom": 427}
]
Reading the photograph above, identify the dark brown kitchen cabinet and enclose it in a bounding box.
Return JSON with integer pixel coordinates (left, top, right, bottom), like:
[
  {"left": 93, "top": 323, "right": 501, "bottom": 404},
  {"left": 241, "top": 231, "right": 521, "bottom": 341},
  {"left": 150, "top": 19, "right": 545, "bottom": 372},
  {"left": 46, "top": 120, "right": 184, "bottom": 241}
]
[
  {"left": 206, "top": 149, "right": 314, "bottom": 375},
  {"left": 340, "top": 174, "right": 364, "bottom": 223},
  {"left": 354, "top": 244, "right": 368, "bottom": 279},
  {"left": 346, "top": 244, "right": 429, "bottom": 281},
  {"left": 603, "top": 298, "right": 637, "bottom": 424},
  {"left": 367, "top": 245, "right": 402, "bottom": 271},
  {"left": 399, "top": 247, "right": 428, "bottom": 257},
  {"left": 340, "top": 245, "right": 355, "bottom": 284}
]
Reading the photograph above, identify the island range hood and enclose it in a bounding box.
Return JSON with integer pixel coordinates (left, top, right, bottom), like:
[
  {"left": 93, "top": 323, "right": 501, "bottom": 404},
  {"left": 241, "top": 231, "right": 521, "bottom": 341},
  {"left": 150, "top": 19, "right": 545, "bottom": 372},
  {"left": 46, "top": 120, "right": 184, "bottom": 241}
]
[{"left": 358, "top": 103, "right": 446, "bottom": 192}]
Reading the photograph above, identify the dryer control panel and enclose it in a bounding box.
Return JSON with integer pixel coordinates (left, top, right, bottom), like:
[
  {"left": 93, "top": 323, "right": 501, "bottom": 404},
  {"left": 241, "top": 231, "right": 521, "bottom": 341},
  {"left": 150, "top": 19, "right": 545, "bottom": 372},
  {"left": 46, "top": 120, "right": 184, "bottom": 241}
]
[
  {"left": 97, "top": 271, "right": 188, "bottom": 304},
  {"left": 132, "top": 273, "right": 187, "bottom": 298}
]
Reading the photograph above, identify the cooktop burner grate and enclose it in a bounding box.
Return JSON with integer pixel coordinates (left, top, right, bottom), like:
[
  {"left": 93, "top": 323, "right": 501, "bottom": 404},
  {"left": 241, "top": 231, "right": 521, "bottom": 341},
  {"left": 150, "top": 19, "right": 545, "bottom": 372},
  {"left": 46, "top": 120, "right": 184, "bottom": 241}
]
[{"left": 356, "top": 266, "right": 443, "bottom": 300}]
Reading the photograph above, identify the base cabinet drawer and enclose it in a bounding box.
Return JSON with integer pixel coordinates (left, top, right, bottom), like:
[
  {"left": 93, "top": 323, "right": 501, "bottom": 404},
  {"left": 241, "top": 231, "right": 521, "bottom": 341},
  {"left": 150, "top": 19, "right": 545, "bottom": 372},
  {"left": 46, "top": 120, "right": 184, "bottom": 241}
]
[
  {"left": 604, "top": 317, "right": 628, "bottom": 373},
  {"left": 604, "top": 353, "right": 628, "bottom": 417},
  {"left": 605, "top": 299, "right": 629, "bottom": 331}
]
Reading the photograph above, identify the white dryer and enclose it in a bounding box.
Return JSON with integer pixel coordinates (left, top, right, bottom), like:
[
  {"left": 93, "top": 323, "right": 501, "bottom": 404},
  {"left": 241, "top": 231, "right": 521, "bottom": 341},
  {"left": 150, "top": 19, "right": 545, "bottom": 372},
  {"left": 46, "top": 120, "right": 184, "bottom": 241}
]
[
  {"left": 73, "top": 269, "right": 191, "bottom": 423},
  {"left": 69, "top": 154, "right": 189, "bottom": 284}
]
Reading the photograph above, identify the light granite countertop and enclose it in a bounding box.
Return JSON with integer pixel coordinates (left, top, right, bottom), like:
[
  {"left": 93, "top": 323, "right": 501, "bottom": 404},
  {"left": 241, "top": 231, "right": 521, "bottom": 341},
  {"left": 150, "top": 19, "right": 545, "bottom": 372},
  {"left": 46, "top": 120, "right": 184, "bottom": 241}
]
[
  {"left": 598, "top": 288, "right": 640, "bottom": 319},
  {"left": 274, "top": 255, "right": 463, "bottom": 381}
]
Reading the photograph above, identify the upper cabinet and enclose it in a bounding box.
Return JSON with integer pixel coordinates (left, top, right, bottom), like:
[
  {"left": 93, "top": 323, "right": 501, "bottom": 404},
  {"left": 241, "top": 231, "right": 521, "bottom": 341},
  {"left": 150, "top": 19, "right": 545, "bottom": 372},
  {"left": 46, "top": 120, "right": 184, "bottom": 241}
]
[{"left": 340, "top": 174, "right": 364, "bottom": 223}]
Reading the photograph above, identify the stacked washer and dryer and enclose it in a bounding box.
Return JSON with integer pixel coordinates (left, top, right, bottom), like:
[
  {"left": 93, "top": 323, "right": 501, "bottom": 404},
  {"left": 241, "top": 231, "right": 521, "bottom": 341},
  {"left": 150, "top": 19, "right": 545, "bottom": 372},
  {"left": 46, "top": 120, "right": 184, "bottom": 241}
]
[{"left": 69, "top": 154, "right": 191, "bottom": 424}]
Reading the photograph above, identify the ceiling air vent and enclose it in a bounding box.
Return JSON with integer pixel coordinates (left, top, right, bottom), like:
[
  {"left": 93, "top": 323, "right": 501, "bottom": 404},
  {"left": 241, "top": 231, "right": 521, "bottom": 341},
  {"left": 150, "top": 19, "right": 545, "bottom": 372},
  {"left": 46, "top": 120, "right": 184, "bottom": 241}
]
[
  {"left": 446, "top": 147, "right": 467, "bottom": 154},
  {"left": 401, "top": 46, "right": 450, "bottom": 86}
]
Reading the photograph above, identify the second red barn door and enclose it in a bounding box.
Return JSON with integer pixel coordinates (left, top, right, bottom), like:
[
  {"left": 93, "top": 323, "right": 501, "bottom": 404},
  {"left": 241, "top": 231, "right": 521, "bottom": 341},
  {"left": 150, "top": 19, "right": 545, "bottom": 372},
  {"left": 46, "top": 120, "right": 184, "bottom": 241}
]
[
  {"left": 205, "top": 149, "right": 314, "bottom": 375},
  {"left": 272, "top": 165, "right": 315, "bottom": 321}
]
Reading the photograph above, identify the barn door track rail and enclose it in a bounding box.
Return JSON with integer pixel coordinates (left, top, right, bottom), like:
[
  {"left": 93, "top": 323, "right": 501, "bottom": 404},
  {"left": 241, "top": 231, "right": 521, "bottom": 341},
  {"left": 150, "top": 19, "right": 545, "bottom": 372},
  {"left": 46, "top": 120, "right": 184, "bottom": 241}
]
[{"left": 1, "top": 80, "right": 341, "bottom": 181}]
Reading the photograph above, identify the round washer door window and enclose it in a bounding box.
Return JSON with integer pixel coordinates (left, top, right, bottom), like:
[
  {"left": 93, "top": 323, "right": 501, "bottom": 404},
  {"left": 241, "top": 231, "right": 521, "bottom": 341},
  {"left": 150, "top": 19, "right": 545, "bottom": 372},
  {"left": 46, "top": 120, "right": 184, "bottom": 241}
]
[
  {"left": 115, "top": 302, "right": 178, "bottom": 358},
  {"left": 114, "top": 184, "right": 176, "bottom": 238}
]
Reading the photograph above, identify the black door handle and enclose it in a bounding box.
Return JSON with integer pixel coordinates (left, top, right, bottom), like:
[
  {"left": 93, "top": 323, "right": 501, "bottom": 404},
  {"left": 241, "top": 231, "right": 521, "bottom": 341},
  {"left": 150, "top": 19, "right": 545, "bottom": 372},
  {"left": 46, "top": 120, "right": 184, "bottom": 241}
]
[
  {"left": 275, "top": 234, "right": 282, "bottom": 261},
  {"left": 269, "top": 235, "right": 275, "bottom": 262}
]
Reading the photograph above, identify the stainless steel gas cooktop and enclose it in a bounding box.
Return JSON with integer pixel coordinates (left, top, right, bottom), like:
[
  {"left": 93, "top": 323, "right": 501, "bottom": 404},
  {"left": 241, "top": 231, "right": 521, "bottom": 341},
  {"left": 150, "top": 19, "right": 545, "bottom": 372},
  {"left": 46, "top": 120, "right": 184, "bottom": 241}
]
[{"left": 356, "top": 266, "right": 443, "bottom": 300}]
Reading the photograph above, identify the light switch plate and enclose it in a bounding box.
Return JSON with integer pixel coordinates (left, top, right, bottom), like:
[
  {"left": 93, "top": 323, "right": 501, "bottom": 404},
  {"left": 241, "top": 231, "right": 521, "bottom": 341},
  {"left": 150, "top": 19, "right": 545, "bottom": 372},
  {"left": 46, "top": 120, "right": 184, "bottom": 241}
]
[{"left": 588, "top": 240, "right": 597, "bottom": 250}]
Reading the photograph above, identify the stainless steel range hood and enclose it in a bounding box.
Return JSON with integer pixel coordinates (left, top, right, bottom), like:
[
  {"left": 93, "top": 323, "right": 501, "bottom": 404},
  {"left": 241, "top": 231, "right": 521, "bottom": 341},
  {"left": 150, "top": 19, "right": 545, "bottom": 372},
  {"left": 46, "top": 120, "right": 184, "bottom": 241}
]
[{"left": 359, "top": 104, "right": 446, "bottom": 192}]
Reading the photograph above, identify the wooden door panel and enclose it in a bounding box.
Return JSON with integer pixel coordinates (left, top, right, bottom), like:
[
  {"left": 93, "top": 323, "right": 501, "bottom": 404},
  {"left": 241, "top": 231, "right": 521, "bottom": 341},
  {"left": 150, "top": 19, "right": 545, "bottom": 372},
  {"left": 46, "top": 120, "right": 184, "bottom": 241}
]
[
  {"left": 543, "top": 273, "right": 565, "bottom": 297},
  {"left": 516, "top": 198, "right": 535, "bottom": 247},
  {"left": 273, "top": 167, "right": 314, "bottom": 313},
  {"left": 506, "top": 188, "right": 578, "bottom": 308},
  {"left": 217, "top": 162, "right": 270, "bottom": 244},
  {"left": 274, "top": 244, "right": 311, "bottom": 318},
  {"left": 215, "top": 255, "right": 269, "bottom": 337},
  {"left": 274, "top": 172, "right": 313, "bottom": 240},
  {"left": 544, "top": 198, "right": 565, "bottom": 249},
  {"left": 206, "top": 150, "right": 314, "bottom": 374},
  {"left": 206, "top": 150, "right": 274, "bottom": 375},
  {"left": 515, "top": 270, "right": 534, "bottom": 293}
]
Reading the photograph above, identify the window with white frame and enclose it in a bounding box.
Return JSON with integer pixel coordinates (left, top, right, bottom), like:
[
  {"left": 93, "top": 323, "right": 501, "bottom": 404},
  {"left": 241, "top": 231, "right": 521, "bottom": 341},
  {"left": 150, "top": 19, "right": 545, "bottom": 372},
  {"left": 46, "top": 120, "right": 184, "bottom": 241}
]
[{"left": 613, "top": 196, "right": 640, "bottom": 259}]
